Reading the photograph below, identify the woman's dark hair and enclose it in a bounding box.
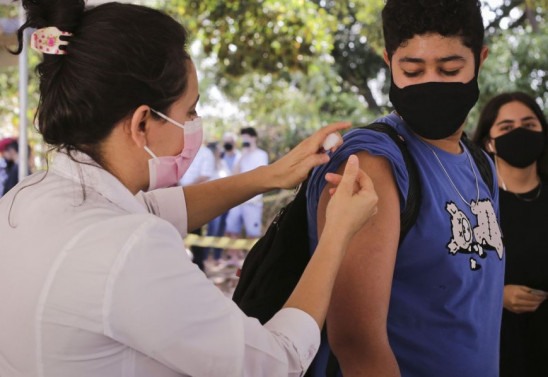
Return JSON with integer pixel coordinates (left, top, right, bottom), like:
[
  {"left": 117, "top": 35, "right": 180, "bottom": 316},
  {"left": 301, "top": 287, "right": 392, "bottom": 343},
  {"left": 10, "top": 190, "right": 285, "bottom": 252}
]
[
  {"left": 382, "top": 0, "right": 484, "bottom": 65},
  {"left": 15, "top": 0, "right": 191, "bottom": 164},
  {"left": 472, "top": 91, "right": 548, "bottom": 178}
]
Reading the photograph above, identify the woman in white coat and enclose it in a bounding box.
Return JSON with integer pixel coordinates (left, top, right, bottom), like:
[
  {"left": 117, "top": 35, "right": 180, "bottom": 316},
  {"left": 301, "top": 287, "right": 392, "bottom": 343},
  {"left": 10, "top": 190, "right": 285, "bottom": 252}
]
[{"left": 0, "top": 1, "right": 378, "bottom": 377}]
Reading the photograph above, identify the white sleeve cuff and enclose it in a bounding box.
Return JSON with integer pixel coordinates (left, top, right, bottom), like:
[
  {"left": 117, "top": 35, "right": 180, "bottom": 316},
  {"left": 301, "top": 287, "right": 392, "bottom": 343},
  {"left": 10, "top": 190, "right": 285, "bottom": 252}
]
[
  {"left": 264, "top": 307, "right": 321, "bottom": 373},
  {"left": 135, "top": 187, "right": 188, "bottom": 238}
]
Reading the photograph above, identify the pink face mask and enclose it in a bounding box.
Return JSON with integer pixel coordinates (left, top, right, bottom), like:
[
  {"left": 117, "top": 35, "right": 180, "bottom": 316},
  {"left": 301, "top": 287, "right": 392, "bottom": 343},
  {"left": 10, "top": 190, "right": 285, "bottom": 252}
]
[{"left": 144, "top": 110, "right": 203, "bottom": 191}]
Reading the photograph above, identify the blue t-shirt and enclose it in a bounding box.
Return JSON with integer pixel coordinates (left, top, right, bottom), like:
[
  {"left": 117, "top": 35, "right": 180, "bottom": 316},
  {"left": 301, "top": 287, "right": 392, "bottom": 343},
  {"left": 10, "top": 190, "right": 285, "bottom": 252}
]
[{"left": 306, "top": 112, "right": 505, "bottom": 377}]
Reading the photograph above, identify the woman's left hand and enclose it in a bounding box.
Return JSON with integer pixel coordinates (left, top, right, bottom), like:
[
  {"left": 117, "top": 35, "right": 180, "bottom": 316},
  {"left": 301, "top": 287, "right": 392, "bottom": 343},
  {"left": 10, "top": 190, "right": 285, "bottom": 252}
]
[
  {"left": 266, "top": 121, "right": 350, "bottom": 189},
  {"left": 503, "top": 284, "right": 548, "bottom": 313}
]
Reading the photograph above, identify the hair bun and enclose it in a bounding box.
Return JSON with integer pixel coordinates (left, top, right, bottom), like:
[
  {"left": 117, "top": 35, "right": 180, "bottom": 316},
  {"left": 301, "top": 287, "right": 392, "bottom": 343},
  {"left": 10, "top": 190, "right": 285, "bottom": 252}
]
[{"left": 15, "top": 0, "right": 84, "bottom": 54}]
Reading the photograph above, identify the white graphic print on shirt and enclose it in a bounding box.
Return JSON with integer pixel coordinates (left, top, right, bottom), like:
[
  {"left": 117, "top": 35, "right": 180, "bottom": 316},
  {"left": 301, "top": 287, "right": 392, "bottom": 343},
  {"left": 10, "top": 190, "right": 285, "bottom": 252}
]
[{"left": 446, "top": 199, "right": 503, "bottom": 271}]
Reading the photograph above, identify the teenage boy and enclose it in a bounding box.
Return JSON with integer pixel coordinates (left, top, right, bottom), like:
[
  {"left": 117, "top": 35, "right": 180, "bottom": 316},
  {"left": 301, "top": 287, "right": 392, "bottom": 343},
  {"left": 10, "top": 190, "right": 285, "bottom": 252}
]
[{"left": 307, "top": 1, "right": 504, "bottom": 376}]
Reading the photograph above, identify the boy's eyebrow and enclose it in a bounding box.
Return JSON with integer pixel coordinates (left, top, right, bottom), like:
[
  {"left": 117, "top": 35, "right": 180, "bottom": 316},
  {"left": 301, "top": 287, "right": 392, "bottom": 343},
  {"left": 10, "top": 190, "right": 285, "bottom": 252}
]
[
  {"left": 398, "top": 55, "right": 466, "bottom": 64},
  {"left": 398, "top": 57, "right": 425, "bottom": 64},
  {"left": 520, "top": 116, "right": 537, "bottom": 122},
  {"left": 436, "top": 55, "right": 466, "bottom": 63}
]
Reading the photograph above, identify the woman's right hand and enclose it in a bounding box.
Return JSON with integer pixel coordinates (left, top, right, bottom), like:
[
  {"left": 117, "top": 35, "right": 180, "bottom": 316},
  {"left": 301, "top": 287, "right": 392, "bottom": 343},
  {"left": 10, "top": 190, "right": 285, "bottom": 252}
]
[
  {"left": 264, "top": 122, "right": 351, "bottom": 190},
  {"left": 503, "top": 284, "right": 548, "bottom": 313},
  {"left": 323, "top": 154, "right": 378, "bottom": 242}
]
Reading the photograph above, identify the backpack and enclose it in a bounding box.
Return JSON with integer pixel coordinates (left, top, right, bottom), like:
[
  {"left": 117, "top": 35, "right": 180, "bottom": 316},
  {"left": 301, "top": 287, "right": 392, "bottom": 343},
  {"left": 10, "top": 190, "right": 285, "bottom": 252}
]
[{"left": 232, "top": 122, "right": 494, "bottom": 375}]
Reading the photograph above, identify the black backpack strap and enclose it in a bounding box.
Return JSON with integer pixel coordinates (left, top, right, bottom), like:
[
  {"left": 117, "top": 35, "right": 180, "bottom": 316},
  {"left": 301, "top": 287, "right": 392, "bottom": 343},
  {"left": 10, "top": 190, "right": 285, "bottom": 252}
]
[
  {"left": 359, "top": 122, "right": 421, "bottom": 242},
  {"left": 232, "top": 177, "right": 311, "bottom": 324},
  {"left": 461, "top": 134, "right": 496, "bottom": 197}
]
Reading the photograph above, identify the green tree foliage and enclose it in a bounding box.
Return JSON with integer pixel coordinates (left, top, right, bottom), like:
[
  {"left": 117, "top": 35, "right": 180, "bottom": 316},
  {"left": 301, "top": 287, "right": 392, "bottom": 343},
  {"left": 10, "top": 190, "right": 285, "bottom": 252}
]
[
  {"left": 480, "top": 22, "right": 547, "bottom": 107},
  {"left": 0, "top": 3, "right": 45, "bottom": 165},
  {"left": 0, "top": 4, "right": 26, "bottom": 138},
  {"left": 311, "top": 0, "right": 386, "bottom": 113},
  {"left": 167, "top": 0, "right": 546, "bottom": 133},
  {"left": 166, "top": 0, "right": 387, "bottom": 113},
  {"left": 163, "top": 0, "right": 381, "bottom": 160},
  {"left": 484, "top": 0, "right": 546, "bottom": 33},
  {"left": 466, "top": 0, "right": 547, "bottom": 131},
  {"left": 192, "top": 41, "right": 375, "bottom": 163},
  {"left": 0, "top": 3, "right": 19, "bottom": 114},
  {"left": 168, "top": 0, "right": 337, "bottom": 76},
  {"left": 0, "top": 0, "right": 545, "bottom": 164}
]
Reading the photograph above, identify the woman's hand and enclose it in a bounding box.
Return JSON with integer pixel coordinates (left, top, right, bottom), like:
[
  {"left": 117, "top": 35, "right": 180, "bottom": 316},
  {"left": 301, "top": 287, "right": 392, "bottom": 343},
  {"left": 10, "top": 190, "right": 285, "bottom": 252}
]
[
  {"left": 503, "top": 284, "right": 548, "bottom": 313},
  {"left": 323, "top": 154, "right": 378, "bottom": 242},
  {"left": 266, "top": 122, "right": 350, "bottom": 189}
]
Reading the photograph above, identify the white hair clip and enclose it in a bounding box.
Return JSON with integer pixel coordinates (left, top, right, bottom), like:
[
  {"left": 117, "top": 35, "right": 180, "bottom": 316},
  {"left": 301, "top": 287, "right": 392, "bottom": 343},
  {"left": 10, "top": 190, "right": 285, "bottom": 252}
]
[{"left": 30, "top": 26, "right": 72, "bottom": 55}]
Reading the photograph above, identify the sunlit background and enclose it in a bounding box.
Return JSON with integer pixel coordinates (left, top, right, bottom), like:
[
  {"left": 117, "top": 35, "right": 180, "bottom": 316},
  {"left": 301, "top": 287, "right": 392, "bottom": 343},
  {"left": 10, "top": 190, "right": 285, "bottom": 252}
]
[{"left": 0, "top": 0, "right": 546, "bottom": 174}]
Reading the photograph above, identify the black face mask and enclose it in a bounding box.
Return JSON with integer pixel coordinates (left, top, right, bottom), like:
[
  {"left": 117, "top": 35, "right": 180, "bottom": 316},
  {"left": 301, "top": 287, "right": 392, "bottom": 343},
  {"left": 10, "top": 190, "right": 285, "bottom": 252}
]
[
  {"left": 494, "top": 127, "right": 545, "bottom": 168},
  {"left": 389, "top": 78, "right": 480, "bottom": 140},
  {"left": 223, "top": 143, "right": 234, "bottom": 152}
]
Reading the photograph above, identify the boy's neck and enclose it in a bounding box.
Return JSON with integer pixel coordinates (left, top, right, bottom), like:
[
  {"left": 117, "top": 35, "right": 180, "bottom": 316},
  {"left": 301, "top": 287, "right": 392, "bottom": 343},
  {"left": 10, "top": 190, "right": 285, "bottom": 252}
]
[{"left": 419, "top": 130, "right": 464, "bottom": 154}]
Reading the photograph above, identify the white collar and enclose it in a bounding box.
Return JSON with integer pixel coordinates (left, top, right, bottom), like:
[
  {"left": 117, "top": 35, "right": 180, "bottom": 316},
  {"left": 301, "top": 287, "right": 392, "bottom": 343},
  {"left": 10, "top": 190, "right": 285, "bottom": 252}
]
[{"left": 51, "top": 150, "right": 147, "bottom": 215}]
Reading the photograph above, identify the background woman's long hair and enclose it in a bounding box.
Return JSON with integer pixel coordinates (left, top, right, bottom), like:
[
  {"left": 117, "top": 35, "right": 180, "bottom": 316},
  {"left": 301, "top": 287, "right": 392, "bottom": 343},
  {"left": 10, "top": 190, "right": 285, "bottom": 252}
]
[{"left": 472, "top": 91, "right": 548, "bottom": 179}]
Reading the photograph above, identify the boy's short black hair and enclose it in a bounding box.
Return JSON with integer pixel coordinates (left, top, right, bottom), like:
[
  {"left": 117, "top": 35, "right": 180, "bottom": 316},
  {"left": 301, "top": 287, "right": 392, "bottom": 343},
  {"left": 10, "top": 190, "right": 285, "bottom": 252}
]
[
  {"left": 241, "top": 127, "right": 258, "bottom": 137},
  {"left": 382, "top": 0, "right": 484, "bottom": 63}
]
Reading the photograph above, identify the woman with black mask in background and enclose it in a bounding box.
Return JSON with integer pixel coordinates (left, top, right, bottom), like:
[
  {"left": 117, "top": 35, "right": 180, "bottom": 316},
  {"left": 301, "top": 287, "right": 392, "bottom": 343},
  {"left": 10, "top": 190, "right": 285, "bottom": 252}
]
[{"left": 473, "top": 91, "right": 548, "bottom": 377}]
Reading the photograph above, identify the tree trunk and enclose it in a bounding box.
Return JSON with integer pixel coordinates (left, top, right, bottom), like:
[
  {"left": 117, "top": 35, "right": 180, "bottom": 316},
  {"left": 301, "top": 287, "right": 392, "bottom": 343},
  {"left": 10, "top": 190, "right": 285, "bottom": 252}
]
[{"left": 359, "top": 83, "right": 382, "bottom": 114}]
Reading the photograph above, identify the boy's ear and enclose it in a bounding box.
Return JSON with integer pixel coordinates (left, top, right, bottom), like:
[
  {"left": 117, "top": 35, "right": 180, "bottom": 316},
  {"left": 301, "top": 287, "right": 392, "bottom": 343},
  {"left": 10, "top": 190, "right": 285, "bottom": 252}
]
[
  {"left": 383, "top": 49, "right": 391, "bottom": 67},
  {"left": 478, "top": 46, "right": 489, "bottom": 68}
]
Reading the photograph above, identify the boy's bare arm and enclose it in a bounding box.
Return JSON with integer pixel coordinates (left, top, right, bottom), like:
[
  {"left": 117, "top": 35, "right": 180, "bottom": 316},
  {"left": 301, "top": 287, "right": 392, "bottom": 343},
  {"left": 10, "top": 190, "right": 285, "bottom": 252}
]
[{"left": 317, "top": 151, "right": 401, "bottom": 376}]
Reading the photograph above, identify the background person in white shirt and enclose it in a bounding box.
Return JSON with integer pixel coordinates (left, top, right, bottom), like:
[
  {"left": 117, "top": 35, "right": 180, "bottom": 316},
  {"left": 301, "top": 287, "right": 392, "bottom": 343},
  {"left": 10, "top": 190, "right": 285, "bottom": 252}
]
[
  {"left": 179, "top": 144, "right": 216, "bottom": 187},
  {"left": 225, "top": 127, "right": 269, "bottom": 264},
  {"left": 0, "top": 2, "right": 378, "bottom": 377},
  {"left": 205, "top": 141, "right": 232, "bottom": 266},
  {"left": 179, "top": 144, "right": 216, "bottom": 270},
  {"left": 221, "top": 131, "right": 241, "bottom": 173}
]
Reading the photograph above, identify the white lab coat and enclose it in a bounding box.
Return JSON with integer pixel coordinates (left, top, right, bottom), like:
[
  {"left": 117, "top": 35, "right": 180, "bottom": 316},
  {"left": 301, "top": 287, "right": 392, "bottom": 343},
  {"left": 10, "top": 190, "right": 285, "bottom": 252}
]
[{"left": 0, "top": 151, "right": 319, "bottom": 377}]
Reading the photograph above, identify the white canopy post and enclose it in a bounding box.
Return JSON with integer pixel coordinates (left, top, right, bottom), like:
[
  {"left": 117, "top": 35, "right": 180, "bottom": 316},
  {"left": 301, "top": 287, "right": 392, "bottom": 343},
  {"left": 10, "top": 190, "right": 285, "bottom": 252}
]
[{"left": 18, "top": 3, "right": 28, "bottom": 180}]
